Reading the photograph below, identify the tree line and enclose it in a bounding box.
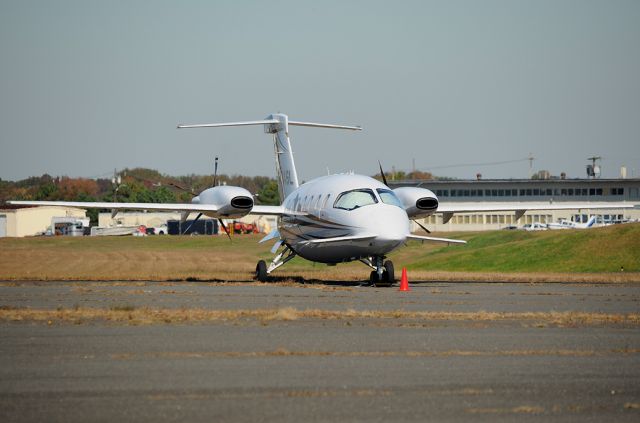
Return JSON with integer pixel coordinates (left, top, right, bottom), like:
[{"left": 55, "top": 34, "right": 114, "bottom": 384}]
[
  {"left": 0, "top": 168, "right": 281, "bottom": 224},
  {"left": 0, "top": 166, "right": 437, "bottom": 211}
]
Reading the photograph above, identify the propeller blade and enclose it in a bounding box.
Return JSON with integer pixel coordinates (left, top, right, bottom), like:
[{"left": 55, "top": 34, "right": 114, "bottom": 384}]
[
  {"left": 182, "top": 213, "right": 203, "bottom": 235},
  {"left": 168, "top": 182, "right": 194, "bottom": 195},
  {"left": 218, "top": 218, "right": 232, "bottom": 241},
  {"left": 213, "top": 156, "right": 219, "bottom": 187},
  {"left": 414, "top": 219, "right": 431, "bottom": 234},
  {"left": 378, "top": 160, "right": 389, "bottom": 187}
]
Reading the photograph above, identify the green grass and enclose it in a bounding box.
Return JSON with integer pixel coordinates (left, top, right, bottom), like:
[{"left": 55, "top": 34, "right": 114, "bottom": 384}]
[
  {"left": 0, "top": 223, "right": 639, "bottom": 280},
  {"left": 403, "top": 223, "right": 640, "bottom": 273}
]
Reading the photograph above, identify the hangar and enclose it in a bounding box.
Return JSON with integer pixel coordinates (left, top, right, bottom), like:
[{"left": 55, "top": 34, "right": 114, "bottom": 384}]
[
  {"left": 390, "top": 177, "right": 640, "bottom": 231},
  {"left": 0, "top": 205, "right": 87, "bottom": 237}
]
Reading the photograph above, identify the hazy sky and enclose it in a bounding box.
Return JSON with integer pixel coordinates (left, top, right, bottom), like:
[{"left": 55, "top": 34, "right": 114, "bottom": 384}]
[{"left": 1, "top": 0, "right": 639, "bottom": 182}]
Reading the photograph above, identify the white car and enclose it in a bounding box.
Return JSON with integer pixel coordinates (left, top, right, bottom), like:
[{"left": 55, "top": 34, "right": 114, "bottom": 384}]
[{"left": 522, "top": 222, "right": 548, "bottom": 231}]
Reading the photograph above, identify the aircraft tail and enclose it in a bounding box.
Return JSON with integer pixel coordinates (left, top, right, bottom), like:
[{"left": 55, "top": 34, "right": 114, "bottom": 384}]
[{"left": 178, "top": 114, "right": 361, "bottom": 203}]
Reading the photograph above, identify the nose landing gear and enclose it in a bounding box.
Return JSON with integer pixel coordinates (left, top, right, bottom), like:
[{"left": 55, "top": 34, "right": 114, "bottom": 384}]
[
  {"left": 255, "top": 244, "right": 297, "bottom": 282},
  {"left": 362, "top": 256, "right": 395, "bottom": 286}
]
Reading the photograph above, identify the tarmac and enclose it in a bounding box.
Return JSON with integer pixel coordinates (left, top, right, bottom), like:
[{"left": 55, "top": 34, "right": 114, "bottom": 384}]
[{"left": 1, "top": 280, "right": 639, "bottom": 422}]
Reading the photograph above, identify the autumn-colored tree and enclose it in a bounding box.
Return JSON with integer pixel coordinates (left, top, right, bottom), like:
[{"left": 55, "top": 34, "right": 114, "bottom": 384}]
[{"left": 57, "top": 177, "right": 99, "bottom": 201}]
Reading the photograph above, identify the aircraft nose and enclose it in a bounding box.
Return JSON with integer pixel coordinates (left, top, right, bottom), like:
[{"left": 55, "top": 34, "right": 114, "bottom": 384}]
[{"left": 367, "top": 206, "right": 410, "bottom": 244}]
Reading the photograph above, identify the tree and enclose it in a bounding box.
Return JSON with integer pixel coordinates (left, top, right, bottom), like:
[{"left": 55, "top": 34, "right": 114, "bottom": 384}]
[{"left": 257, "top": 180, "right": 280, "bottom": 205}]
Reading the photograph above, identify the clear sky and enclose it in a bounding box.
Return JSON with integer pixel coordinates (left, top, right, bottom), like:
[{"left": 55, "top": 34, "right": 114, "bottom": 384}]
[{"left": 1, "top": 0, "right": 639, "bottom": 181}]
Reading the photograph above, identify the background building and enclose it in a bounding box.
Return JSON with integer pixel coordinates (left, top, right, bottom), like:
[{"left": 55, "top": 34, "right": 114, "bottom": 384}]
[
  {"left": 0, "top": 206, "right": 87, "bottom": 237},
  {"left": 389, "top": 178, "right": 640, "bottom": 231}
]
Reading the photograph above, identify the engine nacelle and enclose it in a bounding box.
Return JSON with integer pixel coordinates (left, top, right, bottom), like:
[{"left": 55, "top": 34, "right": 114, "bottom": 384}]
[
  {"left": 392, "top": 187, "right": 439, "bottom": 219},
  {"left": 192, "top": 186, "right": 254, "bottom": 218}
]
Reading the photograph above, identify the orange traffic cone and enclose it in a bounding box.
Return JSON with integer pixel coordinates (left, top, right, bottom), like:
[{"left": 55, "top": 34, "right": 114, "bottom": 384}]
[{"left": 399, "top": 267, "right": 410, "bottom": 291}]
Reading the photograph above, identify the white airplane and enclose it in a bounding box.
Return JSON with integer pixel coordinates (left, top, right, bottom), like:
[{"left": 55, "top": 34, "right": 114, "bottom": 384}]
[
  {"left": 10, "top": 113, "right": 638, "bottom": 285},
  {"left": 547, "top": 216, "right": 599, "bottom": 230}
]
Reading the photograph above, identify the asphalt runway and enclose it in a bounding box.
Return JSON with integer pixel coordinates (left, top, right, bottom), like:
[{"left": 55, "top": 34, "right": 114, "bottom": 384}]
[{"left": 1, "top": 281, "right": 639, "bottom": 422}]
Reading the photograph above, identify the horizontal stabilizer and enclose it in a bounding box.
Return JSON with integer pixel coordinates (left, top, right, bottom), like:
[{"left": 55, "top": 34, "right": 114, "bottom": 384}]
[
  {"left": 288, "top": 121, "right": 362, "bottom": 131},
  {"left": 406, "top": 234, "right": 467, "bottom": 245},
  {"left": 177, "top": 120, "right": 277, "bottom": 129}
]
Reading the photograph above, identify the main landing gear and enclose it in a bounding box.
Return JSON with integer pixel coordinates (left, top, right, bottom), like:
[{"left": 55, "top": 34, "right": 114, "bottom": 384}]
[
  {"left": 255, "top": 248, "right": 394, "bottom": 287},
  {"left": 255, "top": 244, "right": 297, "bottom": 282},
  {"left": 361, "top": 256, "right": 395, "bottom": 286}
]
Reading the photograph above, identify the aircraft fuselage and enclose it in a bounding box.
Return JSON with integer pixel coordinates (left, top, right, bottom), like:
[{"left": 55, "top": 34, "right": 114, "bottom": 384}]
[{"left": 278, "top": 173, "right": 410, "bottom": 263}]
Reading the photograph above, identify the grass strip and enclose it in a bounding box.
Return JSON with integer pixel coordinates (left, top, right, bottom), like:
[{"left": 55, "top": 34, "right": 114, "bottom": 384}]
[{"left": 1, "top": 306, "right": 638, "bottom": 326}]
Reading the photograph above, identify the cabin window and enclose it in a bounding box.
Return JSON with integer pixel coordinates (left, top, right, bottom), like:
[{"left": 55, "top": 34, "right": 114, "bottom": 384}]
[
  {"left": 322, "top": 194, "right": 331, "bottom": 208},
  {"left": 376, "top": 189, "right": 403, "bottom": 208},
  {"left": 333, "top": 189, "right": 378, "bottom": 211}
]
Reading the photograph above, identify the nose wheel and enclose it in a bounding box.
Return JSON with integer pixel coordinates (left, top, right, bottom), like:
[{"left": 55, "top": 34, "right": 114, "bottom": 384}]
[
  {"left": 364, "top": 257, "right": 395, "bottom": 286},
  {"left": 255, "top": 260, "right": 268, "bottom": 282}
]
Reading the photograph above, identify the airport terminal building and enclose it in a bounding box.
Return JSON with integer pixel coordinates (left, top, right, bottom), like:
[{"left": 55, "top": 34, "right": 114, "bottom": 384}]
[{"left": 389, "top": 177, "right": 640, "bottom": 231}]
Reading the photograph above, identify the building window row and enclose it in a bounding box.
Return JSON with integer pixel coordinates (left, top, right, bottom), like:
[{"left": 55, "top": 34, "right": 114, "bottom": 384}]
[
  {"left": 432, "top": 187, "right": 624, "bottom": 198},
  {"left": 422, "top": 214, "right": 552, "bottom": 225}
]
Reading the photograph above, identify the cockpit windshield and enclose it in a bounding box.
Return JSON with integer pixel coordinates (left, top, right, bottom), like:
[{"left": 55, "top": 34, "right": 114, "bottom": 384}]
[
  {"left": 333, "top": 189, "right": 378, "bottom": 211},
  {"left": 376, "top": 189, "right": 404, "bottom": 208}
]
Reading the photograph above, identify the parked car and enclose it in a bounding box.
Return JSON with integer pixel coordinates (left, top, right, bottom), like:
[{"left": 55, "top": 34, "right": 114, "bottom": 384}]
[{"left": 522, "top": 222, "right": 548, "bottom": 231}]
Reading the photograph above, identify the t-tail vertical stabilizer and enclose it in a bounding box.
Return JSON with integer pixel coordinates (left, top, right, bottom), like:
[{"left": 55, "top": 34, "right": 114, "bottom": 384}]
[{"left": 178, "top": 113, "right": 362, "bottom": 203}]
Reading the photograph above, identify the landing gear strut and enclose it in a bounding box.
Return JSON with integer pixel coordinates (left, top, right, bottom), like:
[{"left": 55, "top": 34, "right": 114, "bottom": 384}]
[
  {"left": 255, "top": 244, "right": 297, "bottom": 282},
  {"left": 361, "top": 256, "right": 395, "bottom": 286}
]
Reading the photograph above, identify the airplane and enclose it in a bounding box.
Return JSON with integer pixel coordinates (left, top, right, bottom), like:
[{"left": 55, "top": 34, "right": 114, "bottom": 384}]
[
  {"left": 547, "top": 216, "right": 599, "bottom": 230},
  {"left": 9, "top": 113, "right": 639, "bottom": 285}
]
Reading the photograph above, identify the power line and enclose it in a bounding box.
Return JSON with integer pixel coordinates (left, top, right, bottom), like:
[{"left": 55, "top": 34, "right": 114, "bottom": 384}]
[{"left": 422, "top": 157, "right": 531, "bottom": 171}]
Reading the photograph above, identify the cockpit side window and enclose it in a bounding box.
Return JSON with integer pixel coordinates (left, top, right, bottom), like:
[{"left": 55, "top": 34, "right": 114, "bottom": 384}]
[
  {"left": 333, "top": 189, "right": 378, "bottom": 211},
  {"left": 376, "top": 189, "right": 404, "bottom": 208}
]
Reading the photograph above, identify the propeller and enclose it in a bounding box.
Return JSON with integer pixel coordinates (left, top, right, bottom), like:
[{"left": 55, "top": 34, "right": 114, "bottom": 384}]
[
  {"left": 413, "top": 219, "right": 432, "bottom": 234},
  {"left": 378, "top": 160, "right": 389, "bottom": 186},
  {"left": 167, "top": 181, "right": 194, "bottom": 195},
  {"left": 213, "top": 156, "right": 219, "bottom": 187},
  {"left": 218, "top": 218, "right": 232, "bottom": 241},
  {"left": 210, "top": 156, "right": 232, "bottom": 241},
  {"left": 379, "top": 160, "right": 432, "bottom": 234},
  {"left": 181, "top": 212, "right": 203, "bottom": 235}
]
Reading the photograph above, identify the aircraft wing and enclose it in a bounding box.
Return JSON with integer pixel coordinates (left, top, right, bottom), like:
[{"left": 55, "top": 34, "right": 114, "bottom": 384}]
[
  {"left": 7, "top": 200, "right": 222, "bottom": 213},
  {"left": 9, "top": 200, "right": 290, "bottom": 218},
  {"left": 406, "top": 234, "right": 467, "bottom": 245},
  {"left": 299, "top": 234, "right": 377, "bottom": 245},
  {"left": 249, "top": 205, "right": 286, "bottom": 215},
  {"left": 437, "top": 201, "right": 637, "bottom": 213}
]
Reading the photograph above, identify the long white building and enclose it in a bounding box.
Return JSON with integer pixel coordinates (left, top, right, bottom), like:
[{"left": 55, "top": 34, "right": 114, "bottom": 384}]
[{"left": 389, "top": 177, "right": 640, "bottom": 231}]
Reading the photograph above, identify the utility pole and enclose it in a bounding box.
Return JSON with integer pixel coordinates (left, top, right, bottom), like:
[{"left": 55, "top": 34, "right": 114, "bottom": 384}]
[
  {"left": 528, "top": 153, "right": 535, "bottom": 179},
  {"left": 111, "top": 169, "right": 123, "bottom": 202}
]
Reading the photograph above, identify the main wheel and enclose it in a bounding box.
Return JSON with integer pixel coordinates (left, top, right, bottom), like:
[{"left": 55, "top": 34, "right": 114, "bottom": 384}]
[
  {"left": 255, "top": 260, "right": 268, "bottom": 282},
  {"left": 369, "top": 270, "right": 379, "bottom": 284},
  {"left": 384, "top": 260, "right": 395, "bottom": 283}
]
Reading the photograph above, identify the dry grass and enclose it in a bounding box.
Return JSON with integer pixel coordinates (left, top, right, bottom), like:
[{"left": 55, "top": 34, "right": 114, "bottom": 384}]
[
  {"left": 1, "top": 306, "right": 638, "bottom": 327},
  {"left": 1, "top": 234, "right": 639, "bottom": 283},
  {"left": 108, "top": 348, "right": 639, "bottom": 360},
  {"left": 467, "top": 405, "right": 545, "bottom": 414}
]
